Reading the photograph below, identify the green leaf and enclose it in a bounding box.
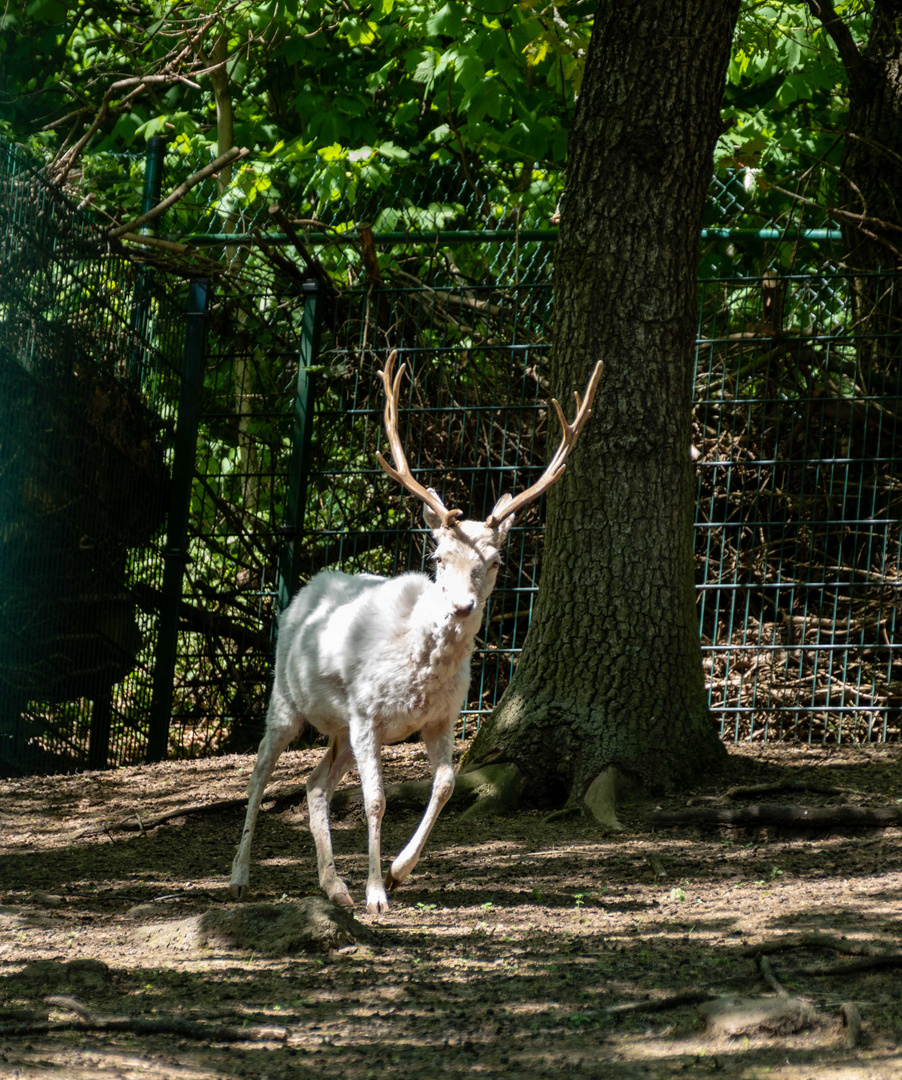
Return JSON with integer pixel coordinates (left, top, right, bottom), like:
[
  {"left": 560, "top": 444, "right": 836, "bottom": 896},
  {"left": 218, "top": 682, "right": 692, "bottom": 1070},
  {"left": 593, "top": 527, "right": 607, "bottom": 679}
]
[
  {"left": 25, "top": 0, "right": 66, "bottom": 20},
  {"left": 375, "top": 141, "right": 409, "bottom": 161},
  {"left": 412, "top": 49, "right": 440, "bottom": 87},
  {"left": 426, "top": 3, "right": 465, "bottom": 37}
]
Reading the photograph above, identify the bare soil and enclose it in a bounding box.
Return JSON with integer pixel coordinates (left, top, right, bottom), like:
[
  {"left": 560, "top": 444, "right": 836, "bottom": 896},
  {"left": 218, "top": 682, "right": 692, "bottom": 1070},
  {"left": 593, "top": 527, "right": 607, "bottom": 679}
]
[{"left": 2, "top": 741, "right": 901, "bottom": 1079}]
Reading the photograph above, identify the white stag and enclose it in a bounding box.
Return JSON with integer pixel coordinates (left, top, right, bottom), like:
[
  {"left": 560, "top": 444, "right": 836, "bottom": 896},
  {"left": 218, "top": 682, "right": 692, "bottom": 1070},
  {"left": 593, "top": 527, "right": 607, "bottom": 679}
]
[{"left": 230, "top": 351, "right": 602, "bottom": 913}]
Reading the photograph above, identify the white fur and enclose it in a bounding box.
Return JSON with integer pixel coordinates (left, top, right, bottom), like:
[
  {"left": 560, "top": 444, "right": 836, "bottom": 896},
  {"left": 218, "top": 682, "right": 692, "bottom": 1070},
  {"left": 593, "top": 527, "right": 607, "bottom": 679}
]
[{"left": 230, "top": 508, "right": 513, "bottom": 914}]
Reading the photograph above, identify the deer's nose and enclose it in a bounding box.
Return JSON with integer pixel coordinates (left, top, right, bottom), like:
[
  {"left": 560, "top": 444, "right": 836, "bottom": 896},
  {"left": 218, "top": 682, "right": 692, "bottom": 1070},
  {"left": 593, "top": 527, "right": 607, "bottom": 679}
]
[{"left": 452, "top": 599, "right": 476, "bottom": 618}]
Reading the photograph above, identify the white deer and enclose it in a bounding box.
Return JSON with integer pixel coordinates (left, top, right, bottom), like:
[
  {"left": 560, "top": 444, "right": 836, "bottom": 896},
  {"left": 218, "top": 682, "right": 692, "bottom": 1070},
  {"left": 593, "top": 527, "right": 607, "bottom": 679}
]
[{"left": 229, "top": 351, "right": 602, "bottom": 913}]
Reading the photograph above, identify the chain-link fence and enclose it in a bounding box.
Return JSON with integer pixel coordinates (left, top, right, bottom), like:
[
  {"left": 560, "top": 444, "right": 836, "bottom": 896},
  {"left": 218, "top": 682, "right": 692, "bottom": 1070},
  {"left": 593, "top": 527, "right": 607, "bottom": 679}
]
[
  {"left": 79, "top": 142, "right": 842, "bottom": 286},
  {"left": 0, "top": 139, "right": 204, "bottom": 775}
]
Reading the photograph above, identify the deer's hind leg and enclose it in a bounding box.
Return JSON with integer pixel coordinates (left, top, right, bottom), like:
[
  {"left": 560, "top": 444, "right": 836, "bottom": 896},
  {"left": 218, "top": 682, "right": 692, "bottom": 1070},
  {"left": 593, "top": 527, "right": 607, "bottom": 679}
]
[
  {"left": 306, "top": 730, "right": 355, "bottom": 907},
  {"left": 230, "top": 698, "right": 303, "bottom": 900}
]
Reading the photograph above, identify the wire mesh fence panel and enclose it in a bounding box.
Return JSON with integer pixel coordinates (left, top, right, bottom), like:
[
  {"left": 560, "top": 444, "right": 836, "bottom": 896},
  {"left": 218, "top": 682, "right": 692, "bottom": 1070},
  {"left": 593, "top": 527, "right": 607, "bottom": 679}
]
[
  {"left": 307, "top": 282, "right": 557, "bottom": 737},
  {"left": 181, "top": 267, "right": 902, "bottom": 753},
  {"left": 176, "top": 277, "right": 558, "bottom": 751},
  {"left": 75, "top": 143, "right": 844, "bottom": 287},
  {"left": 166, "top": 281, "right": 312, "bottom": 754},
  {"left": 0, "top": 139, "right": 189, "bottom": 776},
  {"left": 695, "top": 272, "right": 902, "bottom": 743},
  {"left": 7, "top": 135, "right": 897, "bottom": 769}
]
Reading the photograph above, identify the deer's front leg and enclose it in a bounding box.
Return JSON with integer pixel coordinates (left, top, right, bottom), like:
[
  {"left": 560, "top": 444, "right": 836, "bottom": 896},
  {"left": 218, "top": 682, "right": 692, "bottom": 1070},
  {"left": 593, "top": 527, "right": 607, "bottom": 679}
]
[
  {"left": 349, "top": 719, "right": 389, "bottom": 914},
  {"left": 385, "top": 719, "right": 454, "bottom": 890}
]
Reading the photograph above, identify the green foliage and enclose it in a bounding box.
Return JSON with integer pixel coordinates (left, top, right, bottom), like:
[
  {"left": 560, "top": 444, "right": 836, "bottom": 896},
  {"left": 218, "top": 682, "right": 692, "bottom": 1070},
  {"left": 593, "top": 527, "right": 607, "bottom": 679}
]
[
  {"left": 1, "top": 0, "right": 586, "bottom": 168},
  {"left": 0, "top": 0, "right": 868, "bottom": 287},
  {"left": 720, "top": 2, "right": 867, "bottom": 173}
]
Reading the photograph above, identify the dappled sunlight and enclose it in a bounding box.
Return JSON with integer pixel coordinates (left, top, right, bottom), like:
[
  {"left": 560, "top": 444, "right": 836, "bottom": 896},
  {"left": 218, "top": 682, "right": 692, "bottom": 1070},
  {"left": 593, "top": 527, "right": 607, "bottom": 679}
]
[{"left": 1, "top": 744, "right": 901, "bottom": 1077}]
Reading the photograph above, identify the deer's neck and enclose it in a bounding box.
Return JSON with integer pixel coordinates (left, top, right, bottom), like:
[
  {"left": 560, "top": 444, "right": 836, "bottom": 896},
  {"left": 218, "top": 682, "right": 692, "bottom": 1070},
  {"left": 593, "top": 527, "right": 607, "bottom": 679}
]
[{"left": 407, "top": 584, "right": 480, "bottom": 671}]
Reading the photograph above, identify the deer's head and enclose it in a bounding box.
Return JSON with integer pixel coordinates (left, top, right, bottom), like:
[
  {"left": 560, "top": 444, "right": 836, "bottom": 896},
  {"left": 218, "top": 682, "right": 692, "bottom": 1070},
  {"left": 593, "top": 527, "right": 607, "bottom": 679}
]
[{"left": 375, "top": 350, "right": 602, "bottom": 619}]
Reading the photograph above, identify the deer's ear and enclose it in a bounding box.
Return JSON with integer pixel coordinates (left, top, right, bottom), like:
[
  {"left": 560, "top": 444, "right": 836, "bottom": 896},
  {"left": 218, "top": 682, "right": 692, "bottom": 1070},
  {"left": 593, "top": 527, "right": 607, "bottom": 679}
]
[
  {"left": 422, "top": 488, "right": 446, "bottom": 532},
  {"left": 488, "top": 493, "right": 515, "bottom": 541}
]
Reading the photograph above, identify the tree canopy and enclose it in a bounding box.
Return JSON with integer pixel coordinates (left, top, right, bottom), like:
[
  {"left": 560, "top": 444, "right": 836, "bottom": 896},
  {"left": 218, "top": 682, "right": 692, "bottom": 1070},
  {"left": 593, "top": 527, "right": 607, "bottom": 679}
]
[{"left": 0, "top": 2, "right": 884, "bottom": 265}]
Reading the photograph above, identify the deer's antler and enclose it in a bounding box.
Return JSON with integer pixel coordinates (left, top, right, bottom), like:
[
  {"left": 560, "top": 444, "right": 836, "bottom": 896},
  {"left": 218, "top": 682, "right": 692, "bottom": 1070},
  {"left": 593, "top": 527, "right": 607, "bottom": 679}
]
[
  {"left": 485, "top": 360, "right": 603, "bottom": 529},
  {"left": 376, "top": 350, "right": 464, "bottom": 529}
]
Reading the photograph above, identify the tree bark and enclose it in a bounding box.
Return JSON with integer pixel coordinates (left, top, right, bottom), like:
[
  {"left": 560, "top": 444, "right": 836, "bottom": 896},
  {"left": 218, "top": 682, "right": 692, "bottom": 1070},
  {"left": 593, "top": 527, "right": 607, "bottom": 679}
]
[{"left": 464, "top": 1, "right": 740, "bottom": 810}]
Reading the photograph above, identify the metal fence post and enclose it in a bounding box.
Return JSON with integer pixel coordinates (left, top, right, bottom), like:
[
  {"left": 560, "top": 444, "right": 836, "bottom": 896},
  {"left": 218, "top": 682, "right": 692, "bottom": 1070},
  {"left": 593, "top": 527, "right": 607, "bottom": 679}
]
[
  {"left": 147, "top": 277, "right": 209, "bottom": 762},
  {"left": 277, "top": 280, "right": 322, "bottom": 612}
]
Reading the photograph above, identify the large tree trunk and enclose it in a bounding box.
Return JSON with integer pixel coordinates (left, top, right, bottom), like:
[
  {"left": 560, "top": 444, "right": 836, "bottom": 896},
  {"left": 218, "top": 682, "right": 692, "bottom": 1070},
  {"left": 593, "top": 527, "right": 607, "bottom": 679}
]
[{"left": 463, "top": 0, "right": 740, "bottom": 817}]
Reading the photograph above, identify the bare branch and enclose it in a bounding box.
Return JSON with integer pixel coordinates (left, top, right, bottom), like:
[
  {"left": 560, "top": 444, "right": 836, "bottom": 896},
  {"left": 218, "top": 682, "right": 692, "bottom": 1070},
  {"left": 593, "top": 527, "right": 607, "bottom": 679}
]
[{"left": 109, "top": 146, "right": 250, "bottom": 237}]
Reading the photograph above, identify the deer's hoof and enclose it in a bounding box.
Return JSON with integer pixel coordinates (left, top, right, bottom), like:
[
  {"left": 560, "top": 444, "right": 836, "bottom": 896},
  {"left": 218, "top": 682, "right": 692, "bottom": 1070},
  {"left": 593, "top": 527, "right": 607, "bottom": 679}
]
[
  {"left": 366, "top": 887, "right": 391, "bottom": 914},
  {"left": 229, "top": 882, "right": 247, "bottom": 901},
  {"left": 384, "top": 870, "right": 400, "bottom": 892},
  {"left": 324, "top": 880, "right": 354, "bottom": 908}
]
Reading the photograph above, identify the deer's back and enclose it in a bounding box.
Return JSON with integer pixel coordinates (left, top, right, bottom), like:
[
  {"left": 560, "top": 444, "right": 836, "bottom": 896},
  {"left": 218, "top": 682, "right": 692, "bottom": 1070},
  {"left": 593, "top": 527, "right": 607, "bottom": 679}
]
[{"left": 274, "top": 569, "right": 442, "bottom": 736}]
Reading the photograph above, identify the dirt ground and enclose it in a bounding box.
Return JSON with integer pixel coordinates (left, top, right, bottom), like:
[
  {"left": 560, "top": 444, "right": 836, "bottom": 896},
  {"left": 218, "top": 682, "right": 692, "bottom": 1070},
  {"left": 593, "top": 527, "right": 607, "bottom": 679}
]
[{"left": 1, "top": 740, "right": 901, "bottom": 1079}]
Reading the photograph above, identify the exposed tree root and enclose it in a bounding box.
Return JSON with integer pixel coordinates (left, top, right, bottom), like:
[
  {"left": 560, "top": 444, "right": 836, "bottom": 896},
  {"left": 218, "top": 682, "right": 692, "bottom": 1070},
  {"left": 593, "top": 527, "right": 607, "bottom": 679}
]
[
  {"left": 649, "top": 803, "right": 902, "bottom": 829},
  {"left": 582, "top": 766, "right": 628, "bottom": 830},
  {"left": 456, "top": 763, "right": 525, "bottom": 820},
  {"left": 742, "top": 932, "right": 891, "bottom": 959},
  {"left": 72, "top": 783, "right": 309, "bottom": 838},
  {"left": 795, "top": 955, "right": 902, "bottom": 977},
  {"left": 604, "top": 991, "right": 715, "bottom": 1017},
  {"left": 724, "top": 781, "right": 869, "bottom": 801},
  {"left": 76, "top": 765, "right": 529, "bottom": 842},
  {"left": 757, "top": 954, "right": 789, "bottom": 996}
]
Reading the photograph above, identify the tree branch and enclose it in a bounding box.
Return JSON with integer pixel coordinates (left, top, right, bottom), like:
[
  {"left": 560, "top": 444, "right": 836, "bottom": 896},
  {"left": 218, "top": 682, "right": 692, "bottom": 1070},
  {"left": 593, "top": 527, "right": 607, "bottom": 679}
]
[
  {"left": 806, "top": 0, "right": 869, "bottom": 97},
  {"left": 109, "top": 146, "right": 250, "bottom": 237}
]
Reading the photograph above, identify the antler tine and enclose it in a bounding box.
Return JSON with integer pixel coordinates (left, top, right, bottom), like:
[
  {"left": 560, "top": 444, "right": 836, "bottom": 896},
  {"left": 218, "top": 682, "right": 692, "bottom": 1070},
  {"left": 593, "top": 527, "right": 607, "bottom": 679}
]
[
  {"left": 375, "top": 350, "right": 464, "bottom": 529},
  {"left": 485, "top": 360, "right": 603, "bottom": 529}
]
